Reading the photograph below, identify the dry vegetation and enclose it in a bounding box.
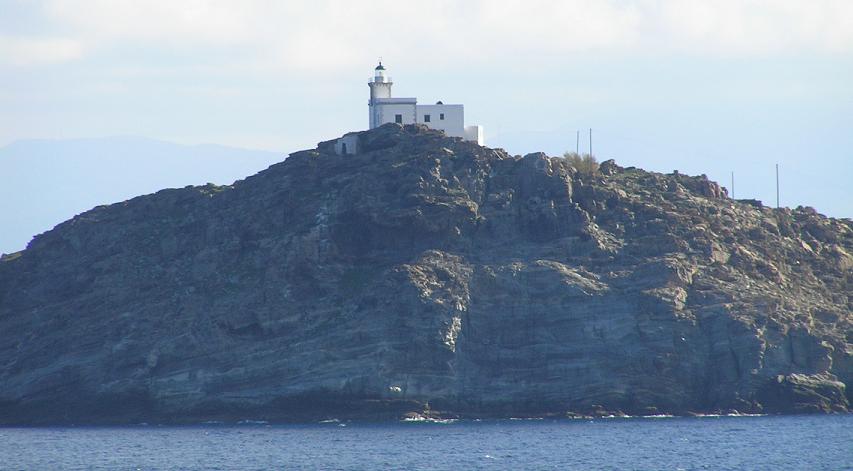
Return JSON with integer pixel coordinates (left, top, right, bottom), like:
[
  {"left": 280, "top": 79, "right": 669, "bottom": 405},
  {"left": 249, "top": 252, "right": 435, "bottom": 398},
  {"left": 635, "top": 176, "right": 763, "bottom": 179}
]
[{"left": 562, "top": 152, "right": 599, "bottom": 174}]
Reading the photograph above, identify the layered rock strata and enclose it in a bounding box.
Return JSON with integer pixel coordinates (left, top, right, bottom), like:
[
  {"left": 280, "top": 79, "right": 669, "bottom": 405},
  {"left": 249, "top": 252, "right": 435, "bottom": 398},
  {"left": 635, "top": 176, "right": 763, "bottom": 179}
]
[{"left": 0, "top": 124, "right": 849, "bottom": 424}]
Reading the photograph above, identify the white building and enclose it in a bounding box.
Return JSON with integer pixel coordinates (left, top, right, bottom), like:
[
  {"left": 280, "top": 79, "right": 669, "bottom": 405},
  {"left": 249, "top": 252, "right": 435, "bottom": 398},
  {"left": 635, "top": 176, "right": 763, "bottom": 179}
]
[{"left": 368, "top": 62, "right": 483, "bottom": 145}]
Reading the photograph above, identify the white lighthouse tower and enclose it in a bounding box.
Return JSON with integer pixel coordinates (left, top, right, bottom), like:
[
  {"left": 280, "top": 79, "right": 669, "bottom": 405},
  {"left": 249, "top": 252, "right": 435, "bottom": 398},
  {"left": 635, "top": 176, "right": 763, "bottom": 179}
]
[{"left": 368, "top": 62, "right": 393, "bottom": 129}]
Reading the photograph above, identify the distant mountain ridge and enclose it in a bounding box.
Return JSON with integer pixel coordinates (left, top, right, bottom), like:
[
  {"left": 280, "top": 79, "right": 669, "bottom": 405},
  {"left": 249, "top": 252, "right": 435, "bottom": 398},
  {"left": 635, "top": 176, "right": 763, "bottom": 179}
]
[
  {"left": 0, "top": 124, "right": 849, "bottom": 424},
  {"left": 0, "top": 136, "right": 283, "bottom": 254}
]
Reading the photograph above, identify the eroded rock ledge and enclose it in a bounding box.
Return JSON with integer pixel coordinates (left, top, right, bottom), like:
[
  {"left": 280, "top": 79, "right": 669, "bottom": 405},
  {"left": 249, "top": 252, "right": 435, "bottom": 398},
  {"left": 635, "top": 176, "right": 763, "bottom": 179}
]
[{"left": 0, "top": 123, "right": 849, "bottom": 424}]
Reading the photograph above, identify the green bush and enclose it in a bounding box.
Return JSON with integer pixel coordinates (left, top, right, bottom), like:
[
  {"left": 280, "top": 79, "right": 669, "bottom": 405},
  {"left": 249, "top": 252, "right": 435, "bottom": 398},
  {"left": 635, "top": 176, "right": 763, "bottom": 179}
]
[{"left": 562, "top": 152, "right": 599, "bottom": 174}]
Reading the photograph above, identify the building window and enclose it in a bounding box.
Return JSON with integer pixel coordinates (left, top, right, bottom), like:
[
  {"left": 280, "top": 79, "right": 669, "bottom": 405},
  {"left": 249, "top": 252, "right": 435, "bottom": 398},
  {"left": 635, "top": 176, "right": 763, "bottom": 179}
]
[
  {"left": 424, "top": 114, "right": 431, "bottom": 123},
  {"left": 440, "top": 113, "right": 445, "bottom": 120},
  {"left": 395, "top": 114, "right": 402, "bottom": 124}
]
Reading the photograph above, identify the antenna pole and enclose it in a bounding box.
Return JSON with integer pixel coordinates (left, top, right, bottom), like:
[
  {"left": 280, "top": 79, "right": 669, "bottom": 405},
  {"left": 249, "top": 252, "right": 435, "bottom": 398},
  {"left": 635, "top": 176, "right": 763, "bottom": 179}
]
[
  {"left": 776, "top": 164, "right": 780, "bottom": 208},
  {"left": 731, "top": 171, "right": 734, "bottom": 199},
  {"left": 576, "top": 130, "right": 579, "bottom": 155},
  {"left": 589, "top": 128, "right": 592, "bottom": 157}
]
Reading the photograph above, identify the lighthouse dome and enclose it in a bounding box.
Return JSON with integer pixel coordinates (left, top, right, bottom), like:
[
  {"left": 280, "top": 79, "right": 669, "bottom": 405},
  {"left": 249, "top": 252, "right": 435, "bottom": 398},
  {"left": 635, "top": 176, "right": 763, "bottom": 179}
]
[{"left": 373, "top": 62, "right": 389, "bottom": 83}]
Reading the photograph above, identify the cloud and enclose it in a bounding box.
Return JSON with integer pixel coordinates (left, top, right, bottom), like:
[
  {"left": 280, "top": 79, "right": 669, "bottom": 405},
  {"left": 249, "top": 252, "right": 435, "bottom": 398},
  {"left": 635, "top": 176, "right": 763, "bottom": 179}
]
[
  {"left": 6, "top": 0, "right": 852, "bottom": 71},
  {"left": 38, "top": 1, "right": 645, "bottom": 61},
  {"left": 656, "top": 0, "right": 853, "bottom": 55},
  {"left": 0, "top": 36, "right": 84, "bottom": 66},
  {"left": 43, "top": 0, "right": 255, "bottom": 43}
]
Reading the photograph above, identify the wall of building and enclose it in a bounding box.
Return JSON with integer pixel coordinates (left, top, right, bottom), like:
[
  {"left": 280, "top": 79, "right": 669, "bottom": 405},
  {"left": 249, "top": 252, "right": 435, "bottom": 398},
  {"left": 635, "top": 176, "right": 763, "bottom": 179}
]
[
  {"left": 464, "top": 125, "right": 484, "bottom": 145},
  {"left": 372, "top": 100, "right": 417, "bottom": 127},
  {"left": 334, "top": 133, "right": 359, "bottom": 155},
  {"left": 416, "top": 104, "right": 465, "bottom": 138}
]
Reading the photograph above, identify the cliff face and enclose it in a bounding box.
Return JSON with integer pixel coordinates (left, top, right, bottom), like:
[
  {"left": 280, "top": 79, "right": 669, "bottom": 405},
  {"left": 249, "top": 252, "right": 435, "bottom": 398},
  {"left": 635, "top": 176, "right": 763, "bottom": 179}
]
[{"left": 0, "top": 124, "right": 850, "bottom": 424}]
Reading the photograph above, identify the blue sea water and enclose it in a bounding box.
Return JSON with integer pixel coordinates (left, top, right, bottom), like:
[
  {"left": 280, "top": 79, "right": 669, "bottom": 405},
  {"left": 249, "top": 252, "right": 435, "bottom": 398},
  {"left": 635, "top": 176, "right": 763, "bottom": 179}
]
[{"left": 0, "top": 415, "right": 850, "bottom": 470}]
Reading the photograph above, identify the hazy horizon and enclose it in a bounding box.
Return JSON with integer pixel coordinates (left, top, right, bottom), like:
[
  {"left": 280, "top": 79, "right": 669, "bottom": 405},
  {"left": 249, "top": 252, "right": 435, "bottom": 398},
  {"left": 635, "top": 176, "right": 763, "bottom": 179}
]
[{"left": 0, "top": 136, "right": 283, "bottom": 254}]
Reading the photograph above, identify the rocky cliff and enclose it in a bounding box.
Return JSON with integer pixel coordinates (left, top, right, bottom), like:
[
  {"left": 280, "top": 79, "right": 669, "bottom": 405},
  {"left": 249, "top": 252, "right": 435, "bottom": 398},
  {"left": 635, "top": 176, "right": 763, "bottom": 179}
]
[{"left": 0, "top": 124, "right": 850, "bottom": 424}]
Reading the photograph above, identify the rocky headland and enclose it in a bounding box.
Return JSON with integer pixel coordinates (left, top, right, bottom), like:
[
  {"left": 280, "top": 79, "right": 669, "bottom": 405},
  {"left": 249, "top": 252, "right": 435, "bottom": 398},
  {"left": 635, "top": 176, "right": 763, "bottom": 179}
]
[{"left": 0, "top": 124, "right": 850, "bottom": 424}]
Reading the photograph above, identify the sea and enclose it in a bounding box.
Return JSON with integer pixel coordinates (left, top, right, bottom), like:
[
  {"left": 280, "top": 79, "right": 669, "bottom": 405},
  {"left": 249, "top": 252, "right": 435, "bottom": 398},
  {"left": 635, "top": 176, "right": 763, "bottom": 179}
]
[{"left": 0, "top": 414, "right": 850, "bottom": 470}]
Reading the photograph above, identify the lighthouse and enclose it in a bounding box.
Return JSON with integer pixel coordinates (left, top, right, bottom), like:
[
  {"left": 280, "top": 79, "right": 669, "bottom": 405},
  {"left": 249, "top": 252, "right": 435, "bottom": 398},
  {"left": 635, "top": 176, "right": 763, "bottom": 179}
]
[
  {"left": 368, "top": 62, "right": 393, "bottom": 129},
  {"left": 366, "top": 62, "right": 483, "bottom": 145}
]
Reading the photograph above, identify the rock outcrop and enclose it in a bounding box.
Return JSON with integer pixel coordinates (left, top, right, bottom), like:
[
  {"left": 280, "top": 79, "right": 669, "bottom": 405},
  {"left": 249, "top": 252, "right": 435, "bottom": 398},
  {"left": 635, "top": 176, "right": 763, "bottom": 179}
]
[{"left": 0, "top": 124, "right": 850, "bottom": 424}]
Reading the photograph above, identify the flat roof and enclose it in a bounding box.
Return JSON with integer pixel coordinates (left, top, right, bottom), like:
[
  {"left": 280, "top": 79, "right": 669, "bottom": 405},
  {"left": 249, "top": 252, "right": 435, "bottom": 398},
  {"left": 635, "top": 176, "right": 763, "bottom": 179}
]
[{"left": 374, "top": 97, "right": 417, "bottom": 104}]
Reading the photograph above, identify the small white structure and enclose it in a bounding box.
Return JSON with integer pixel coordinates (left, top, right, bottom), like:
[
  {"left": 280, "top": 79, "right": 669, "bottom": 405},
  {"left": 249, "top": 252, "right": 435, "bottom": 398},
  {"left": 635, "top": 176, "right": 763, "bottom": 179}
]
[
  {"left": 334, "top": 132, "right": 359, "bottom": 155},
  {"left": 368, "top": 62, "right": 483, "bottom": 145}
]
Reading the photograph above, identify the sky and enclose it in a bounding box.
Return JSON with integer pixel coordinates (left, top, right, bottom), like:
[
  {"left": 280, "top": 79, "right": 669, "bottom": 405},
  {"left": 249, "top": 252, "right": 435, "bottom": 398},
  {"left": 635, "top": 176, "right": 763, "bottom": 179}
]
[{"left": 1, "top": 0, "right": 852, "bottom": 218}]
